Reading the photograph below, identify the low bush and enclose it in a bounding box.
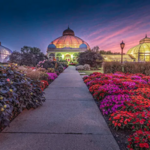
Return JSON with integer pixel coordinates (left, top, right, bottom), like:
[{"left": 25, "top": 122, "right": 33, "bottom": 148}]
[
  {"left": 76, "top": 65, "right": 84, "bottom": 70},
  {"left": 26, "top": 69, "right": 41, "bottom": 81},
  {"left": 47, "top": 68, "right": 55, "bottom": 73},
  {"left": 40, "top": 80, "right": 49, "bottom": 91},
  {"left": 0, "top": 65, "right": 45, "bottom": 129},
  {"left": 109, "top": 111, "right": 134, "bottom": 130},
  {"left": 37, "top": 68, "right": 47, "bottom": 73},
  {"left": 128, "top": 130, "right": 150, "bottom": 149},
  {"left": 39, "top": 72, "right": 48, "bottom": 81},
  {"left": 37, "top": 60, "right": 64, "bottom": 74},
  {"left": 100, "top": 94, "right": 131, "bottom": 115},
  {"left": 47, "top": 73, "right": 58, "bottom": 81},
  {"left": 83, "top": 64, "right": 90, "bottom": 70}
]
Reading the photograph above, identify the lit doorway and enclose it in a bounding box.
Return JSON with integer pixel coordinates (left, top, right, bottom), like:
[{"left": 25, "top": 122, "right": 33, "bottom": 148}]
[{"left": 65, "top": 54, "right": 71, "bottom": 63}]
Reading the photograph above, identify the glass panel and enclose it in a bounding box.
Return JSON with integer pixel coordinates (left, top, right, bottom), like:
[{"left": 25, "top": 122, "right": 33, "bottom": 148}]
[{"left": 0, "top": 47, "right": 11, "bottom": 62}]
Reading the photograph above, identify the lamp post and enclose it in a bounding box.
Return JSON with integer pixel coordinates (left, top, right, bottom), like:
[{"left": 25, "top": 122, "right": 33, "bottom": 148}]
[{"left": 120, "top": 41, "right": 125, "bottom": 64}]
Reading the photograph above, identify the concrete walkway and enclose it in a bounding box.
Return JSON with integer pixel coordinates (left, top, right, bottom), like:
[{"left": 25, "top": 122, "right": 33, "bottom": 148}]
[{"left": 0, "top": 66, "right": 120, "bottom": 150}]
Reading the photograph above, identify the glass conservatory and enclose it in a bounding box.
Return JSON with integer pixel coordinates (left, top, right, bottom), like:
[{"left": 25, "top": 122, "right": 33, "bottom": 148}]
[
  {"left": 47, "top": 27, "right": 90, "bottom": 64},
  {"left": 127, "top": 35, "right": 150, "bottom": 62},
  {"left": 0, "top": 42, "right": 12, "bottom": 62}
]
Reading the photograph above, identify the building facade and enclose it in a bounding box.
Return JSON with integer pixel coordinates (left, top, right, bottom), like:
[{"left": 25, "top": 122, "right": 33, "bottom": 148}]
[
  {"left": 47, "top": 27, "right": 90, "bottom": 63},
  {"left": 127, "top": 35, "right": 150, "bottom": 62},
  {"left": 0, "top": 42, "right": 12, "bottom": 63}
]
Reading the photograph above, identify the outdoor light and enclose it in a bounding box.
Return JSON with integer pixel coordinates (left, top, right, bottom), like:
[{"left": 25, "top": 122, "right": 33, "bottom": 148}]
[
  {"left": 120, "top": 41, "right": 125, "bottom": 50},
  {"left": 120, "top": 41, "right": 125, "bottom": 64}
]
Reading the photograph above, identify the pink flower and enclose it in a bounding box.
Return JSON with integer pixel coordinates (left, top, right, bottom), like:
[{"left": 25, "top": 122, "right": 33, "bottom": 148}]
[{"left": 7, "top": 78, "right": 10, "bottom": 82}]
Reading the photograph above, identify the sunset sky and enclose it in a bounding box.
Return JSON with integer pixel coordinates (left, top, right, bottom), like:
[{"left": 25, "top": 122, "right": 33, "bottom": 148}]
[{"left": 0, "top": 0, "right": 150, "bottom": 53}]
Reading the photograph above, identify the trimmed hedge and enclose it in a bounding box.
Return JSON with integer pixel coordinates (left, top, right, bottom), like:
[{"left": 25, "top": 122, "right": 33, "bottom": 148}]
[{"left": 103, "top": 62, "right": 150, "bottom": 75}]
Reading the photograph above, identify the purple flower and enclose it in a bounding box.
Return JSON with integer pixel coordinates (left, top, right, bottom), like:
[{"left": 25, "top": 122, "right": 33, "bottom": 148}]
[
  {"left": 47, "top": 73, "right": 58, "bottom": 80},
  {"left": 100, "top": 94, "right": 131, "bottom": 115}
]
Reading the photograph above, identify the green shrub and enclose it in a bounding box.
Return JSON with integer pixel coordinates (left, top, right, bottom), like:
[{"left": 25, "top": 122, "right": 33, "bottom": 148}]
[
  {"left": 37, "top": 60, "right": 64, "bottom": 73},
  {"left": 103, "top": 61, "right": 122, "bottom": 73},
  {"left": 103, "top": 61, "right": 150, "bottom": 75},
  {"left": 47, "top": 68, "right": 55, "bottom": 73},
  {"left": 26, "top": 69, "right": 41, "bottom": 81},
  {"left": 37, "top": 67, "right": 47, "bottom": 73},
  {"left": 78, "top": 50, "right": 103, "bottom": 68},
  {"left": 56, "top": 66, "right": 64, "bottom": 73},
  {"left": 83, "top": 64, "right": 90, "bottom": 70},
  {"left": 0, "top": 65, "right": 45, "bottom": 128},
  {"left": 39, "top": 72, "right": 48, "bottom": 80}
]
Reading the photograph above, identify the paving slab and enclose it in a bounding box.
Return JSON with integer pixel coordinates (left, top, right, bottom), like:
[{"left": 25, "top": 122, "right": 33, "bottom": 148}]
[
  {"left": 44, "top": 87, "right": 93, "bottom": 100},
  {"left": 48, "top": 80, "right": 86, "bottom": 87},
  {"left": 3, "top": 100, "right": 111, "bottom": 134},
  {"left": 0, "top": 134, "right": 120, "bottom": 150}
]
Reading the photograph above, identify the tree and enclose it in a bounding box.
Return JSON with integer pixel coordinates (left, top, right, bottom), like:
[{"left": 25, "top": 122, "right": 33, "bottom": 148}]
[
  {"left": 21, "top": 53, "right": 37, "bottom": 66},
  {"left": 10, "top": 46, "right": 47, "bottom": 66},
  {"left": 21, "top": 46, "right": 41, "bottom": 55},
  {"left": 21, "top": 46, "right": 30, "bottom": 53},
  {"left": 99, "top": 50, "right": 121, "bottom": 55},
  {"left": 113, "top": 52, "right": 121, "bottom": 54},
  {"left": 30, "top": 47, "right": 41, "bottom": 54},
  {"left": 99, "top": 50, "right": 106, "bottom": 54},
  {"left": 9, "top": 51, "right": 22, "bottom": 65},
  {"left": 106, "top": 50, "right": 113, "bottom": 54},
  {"left": 78, "top": 50, "right": 103, "bottom": 68},
  {"left": 92, "top": 46, "right": 99, "bottom": 52}
]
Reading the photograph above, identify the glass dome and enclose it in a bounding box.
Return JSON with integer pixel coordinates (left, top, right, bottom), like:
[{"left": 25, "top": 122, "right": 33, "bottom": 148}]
[
  {"left": 127, "top": 35, "right": 150, "bottom": 62},
  {"left": 48, "top": 43, "right": 56, "bottom": 49},
  {"left": 0, "top": 43, "right": 12, "bottom": 62},
  {"left": 47, "top": 27, "right": 90, "bottom": 50},
  {"left": 63, "top": 27, "right": 75, "bottom": 36},
  {"left": 79, "top": 43, "right": 87, "bottom": 49}
]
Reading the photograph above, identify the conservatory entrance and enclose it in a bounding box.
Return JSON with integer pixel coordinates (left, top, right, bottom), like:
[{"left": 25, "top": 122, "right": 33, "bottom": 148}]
[{"left": 65, "top": 54, "right": 71, "bottom": 63}]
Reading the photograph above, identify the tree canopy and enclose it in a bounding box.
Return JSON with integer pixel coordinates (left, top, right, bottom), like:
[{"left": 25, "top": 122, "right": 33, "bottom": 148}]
[
  {"left": 91, "top": 46, "right": 121, "bottom": 54},
  {"left": 10, "top": 46, "right": 47, "bottom": 66},
  {"left": 78, "top": 50, "right": 103, "bottom": 68}
]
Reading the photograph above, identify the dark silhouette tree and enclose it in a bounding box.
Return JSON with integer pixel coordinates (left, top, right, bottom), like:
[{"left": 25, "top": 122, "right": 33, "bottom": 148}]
[
  {"left": 9, "top": 51, "right": 22, "bottom": 65},
  {"left": 10, "top": 46, "right": 47, "bottom": 66},
  {"left": 78, "top": 50, "right": 103, "bottom": 68},
  {"left": 92, "top": 46, "right": 99, "bottom": 52}
]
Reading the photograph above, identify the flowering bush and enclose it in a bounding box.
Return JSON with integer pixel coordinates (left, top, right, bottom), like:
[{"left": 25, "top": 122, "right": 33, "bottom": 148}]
[
  {"left": 132, "top": 88, "right": 150, "bottom": 99},
  {"left": 127, "top": 130, "right": 150, "bottom": 150},
  {"left": 131, "top": 111, "right": 150, "bottom": 131},
  {"left": 121, "top": 95, "right": 150, "bottom": 112},
  {"left": 37, "top": 60, "right": 64, "bottom": 74},
  {"left": 47, "top": 73, "right": 58, "bottom": 81},
  {"left": 40, "top": 80, "right": 49, "bottom": 91},
  {"left": 100, "top": 94, "right": 131, "bottom": 115},
  {"left": 0, "top": 65, "right": 45, "bottom": 129},
  {"left": 93, "top": 84, "right": 120, "bottom": 101},
  {"left": 89, "top": 84, "right": 101, "bottom": 94},
  {"left": 109, "top": 111, "right": 134, "bottom": 130}
]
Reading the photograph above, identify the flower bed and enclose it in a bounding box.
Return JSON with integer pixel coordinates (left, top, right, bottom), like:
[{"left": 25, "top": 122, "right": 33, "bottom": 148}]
[
  {"left": 0, "top": 65, "right": 45, "bottom": 130},
  {"left": 83, "top": 72, "right": 150, "bottom": 150},
  {"left": 17, "top": 63, "right": 68, "bottom": 91}
]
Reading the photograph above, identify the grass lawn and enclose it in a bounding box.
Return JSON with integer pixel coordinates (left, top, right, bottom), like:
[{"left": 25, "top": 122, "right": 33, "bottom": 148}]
[{"left": 78, "top": 69, "right": 103, "bottom": 75}]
